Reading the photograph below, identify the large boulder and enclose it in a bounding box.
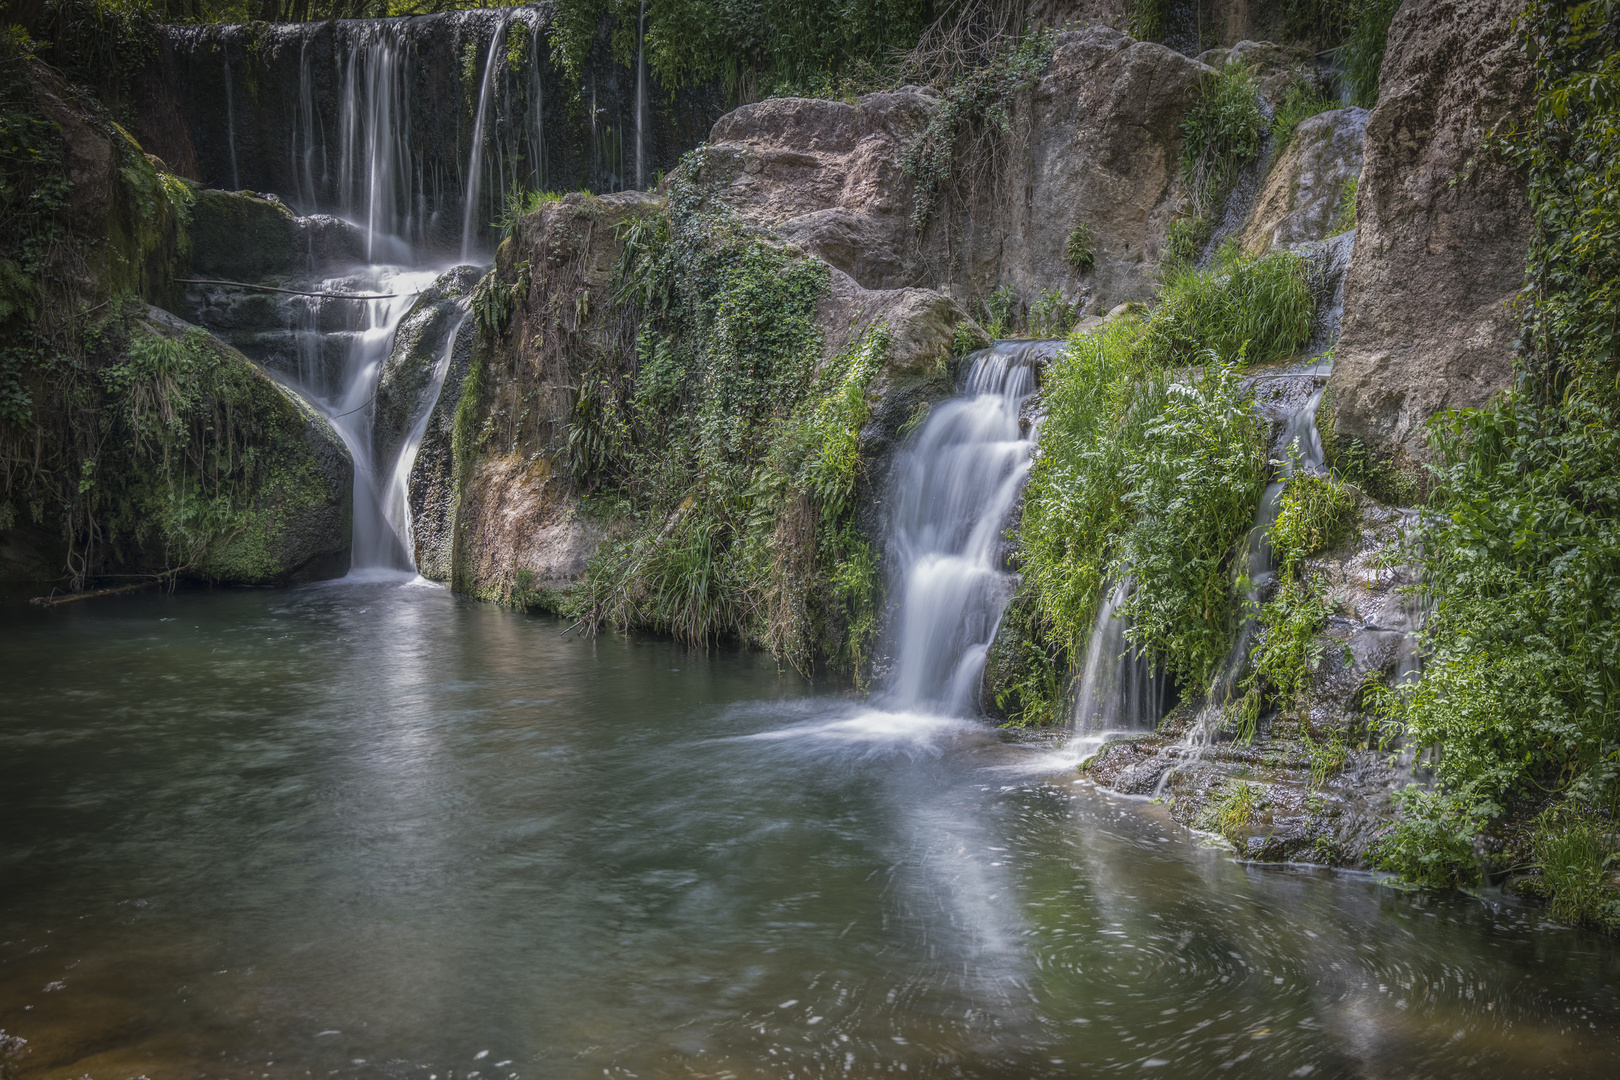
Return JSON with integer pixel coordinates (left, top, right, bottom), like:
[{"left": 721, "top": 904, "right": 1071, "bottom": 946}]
[
  {"left": 186, "top": 188, "right": 364, "bottom": 282},
  {"left": 697, "top": 28, "right": 1208, "bottom": 315},
  {"left": 1326, "top": 0, "right": 1533, "bottom": 466},
  {"left": 1238, "top": 107, "right": 1368, "bottom": 253},
  {"left": 137, "top": 308, "right": 353, "bottom": 584}
]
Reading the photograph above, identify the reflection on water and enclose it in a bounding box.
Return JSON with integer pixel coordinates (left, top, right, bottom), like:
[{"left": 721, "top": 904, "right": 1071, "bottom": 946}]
[{"left": 1, "top": 582, "right": 1617, "bottom": 1079}]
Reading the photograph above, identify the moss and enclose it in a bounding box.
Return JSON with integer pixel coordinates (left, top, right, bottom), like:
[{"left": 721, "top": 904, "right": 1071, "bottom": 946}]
[{"left": 187, "top": 188, "right": 301, "bottom": 281}]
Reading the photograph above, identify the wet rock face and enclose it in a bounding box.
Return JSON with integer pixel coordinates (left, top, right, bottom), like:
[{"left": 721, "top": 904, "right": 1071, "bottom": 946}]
[
  {"left": 1239, "top": 108, "right": 1368, "bottom": 254},
  {"left": 699, "top": 28, "right": 1207, "bottom": 313},
  {"left": 373, "top": 264, "right": 482, "bottom": 478},
  {"left": 1328, "top": 0, "right": 1533, "bottom": 466},
  {"left": 187, "top": 189, "right": 364, "bottom": 282}
]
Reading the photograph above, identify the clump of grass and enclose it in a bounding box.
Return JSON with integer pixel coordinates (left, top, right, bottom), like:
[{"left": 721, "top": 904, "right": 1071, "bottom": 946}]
[
  {"left": 1270, "top": 77, "right": 1339, "bottom": 154},
  {"left": 1271, "top": 473, "right": 1358, "bottom": 573},
  {"left": 1143, "top": 245, "right": 1315, "bottom": 366},
  {"left": 495, "top": 187, "right": 566, "bottom": 239},
  {"left": 1208, "top": 781, "right": 1264, "bottom": 843},
  {"left": 1531, "top": 806, "right": 1620, "bottom": 931},
  {"left": 972, "top": 283, "right": 1022, "bottom": 338},
  {"left": 1066, "top": 222, "right": 1096, "bottom": 273},
  {"left": 1180, "top": 61, "right": 1266, "bottom": 221}
]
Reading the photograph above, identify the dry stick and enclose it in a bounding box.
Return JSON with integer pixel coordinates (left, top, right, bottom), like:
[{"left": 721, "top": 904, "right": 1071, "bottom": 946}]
[
  {"left": 174, "top": 278, "right": 411, "bottom": 300},
  {"left": 30, "top": 579, "right": 161, "bottom": 607}
]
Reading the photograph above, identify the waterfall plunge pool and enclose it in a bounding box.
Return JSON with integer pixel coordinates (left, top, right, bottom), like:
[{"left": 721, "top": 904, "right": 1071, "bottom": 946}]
[{"left": 2, "top": 582, "right": 1618, "bottom": 1079}]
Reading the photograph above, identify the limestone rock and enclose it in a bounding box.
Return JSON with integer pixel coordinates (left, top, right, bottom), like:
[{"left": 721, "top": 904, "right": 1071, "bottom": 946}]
[
  {"left": 373, "top": 264, "right": 481, "bottom": 481},
  {"left": 698, "top": 28, "right": 1208, "bottom": 316},
  {"left": 1327, "top": 0, "right": 1533, "bottom": 466},
  {"left": 1238, "top": 107, "right": 1367, "bottom": 253},
  {"left": 187, "top": 189, "right": 363, "bottom": 282}
]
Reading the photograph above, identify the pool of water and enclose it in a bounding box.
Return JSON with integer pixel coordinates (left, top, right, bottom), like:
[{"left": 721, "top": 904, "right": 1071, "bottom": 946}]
[{"left": 2, "top": 581, "right": 1617, "bottom": 1079}]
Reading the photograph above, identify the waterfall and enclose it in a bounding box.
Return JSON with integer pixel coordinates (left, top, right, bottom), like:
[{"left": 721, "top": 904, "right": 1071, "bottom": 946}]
[
  {"left": 461, "top": 15, "right": 510, "bottom": 261},
  {"left": 881, "top": 341, "right": 1054, "bottom": 715},
  {"left": 635, "top": 0, "right": 647, "bottom": 190},
  {"left": 381, "top": 311, "right": 472, "bottom": 566},
  {"left": 1071, "top": 578, "right": 1171, "bottom": 735},
  {"left": 223, "top": 52, "right": 240, "bottom": 190}
]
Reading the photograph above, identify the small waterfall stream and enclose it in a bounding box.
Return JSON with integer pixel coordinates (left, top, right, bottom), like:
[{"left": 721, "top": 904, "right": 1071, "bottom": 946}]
[{"left": 881, "top": 341, "right": 1055, "bottom": 715}]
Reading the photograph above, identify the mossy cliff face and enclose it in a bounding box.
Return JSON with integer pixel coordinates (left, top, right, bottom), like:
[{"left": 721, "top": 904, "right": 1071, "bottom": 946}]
[
  {"left": 0, "top": 43, "right": 353, "bottom": 587},
  {"left": 438, "top": 168, "right": 974, "bottom": 681}
]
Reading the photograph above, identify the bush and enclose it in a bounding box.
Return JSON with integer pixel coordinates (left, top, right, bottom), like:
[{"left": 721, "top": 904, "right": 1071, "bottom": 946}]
[
  {"left": 1028, "top": 289, "right": 1075, "bottom": 338},
  {"left": 1271, "top": 473, "right": 1358, "bottom": 572},
  {"left": 1019, "top": 316, "right": 1266, "bottom": 687},
  {"left": 1180, "top": 61, "right": 1265, "bottom": 220},
  {"left": 1143, "top": 246, "right": 1315, "bottom": 366},
  {"left": 1066, "top": 222, "right": 1096, "bottom": 273},
  {"left": 1248, "top": 576, "right": 1335, "bottom": 713},
  {"left": 1374, "top": 788, "right": 1483, "bottom": 890}
]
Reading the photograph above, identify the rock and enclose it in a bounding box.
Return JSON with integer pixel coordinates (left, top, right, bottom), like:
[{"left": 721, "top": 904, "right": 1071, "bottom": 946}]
[
  {"left": 139, "top": 307, "right": 352, "bottom": 584},
  {"left": 1327, "top": 0, "right": 1533, "bottom": 466},
  {"left": 698, "top": 28, "right": 1209, "bottom": 316},
  {"left": 187, "top": 188, "right": 364, "bottom": 282},
  {"left": 697, "top": 92, "right": 938, "bottom": 291},
  {"left": 373, "top": 264, "right": 482, "bottom": 480},
  {"left": 819, "top": 268, "right": 975, "bottom": 387},
  {"left": 1238, "top": 107, "right": 1368, "bottom": 253}
]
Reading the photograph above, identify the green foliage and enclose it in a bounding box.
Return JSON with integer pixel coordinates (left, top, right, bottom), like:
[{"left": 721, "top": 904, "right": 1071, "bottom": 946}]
[
  {"left": 1530, "top": 805, "right": 1620, "bottom": 931},
  {"left": 1065, "top": 222, "right": 1095, "bottom": 274},
  {"left": 1270, "top": 77, "right": 1338, "bottom": 153},
  {"left": 551, "top": 175, "right": 885, "bottom": 679},
  {"left": 1271, "top": 473, "right": 1358, "bottom": 572},
  {"left": 1328, "top": 175, "right": 1358, "bottom": 237},
  {"left": 1341, "top": 0, "right": 1400, "bottom": 107},
  {"left": 1126, "top": 0, "right": 1165, "bottom": 42},
  {"left": 1019, "top": 313, "right": 1266, "bottom": 689},
  {"left": 495, "top": 188, "right": 565, "bottom": 240},
  {"left": 902, "top": 29, "right": 1055, "bottom": 231},
  {"left": 1204, "top": 781, "right": 1263, "bottom": 844},
  {"left": 985, "top": 589, "right": 1064, "bottom": 727},
  {"left": 971, "top": 283, "right": 1022, "bottom": 338},
  {"left": 1247, "top": 575, "right": 1334, "bottom": 713},
  {"left": 1180, "top": 61, "right": 1265, "bottom": 221},
  {"left": 1384, "top": 0, "right": 1620, "bottom": 908},
  {"left": 1374, "top": 788, "right": 1483, "bottom": 890},
  {"left": 1144, "top": 246, "right": 1315, "bottom": 366},
  {"left": 1027, "top": 289, "right": 1074, "bottom": 339}
]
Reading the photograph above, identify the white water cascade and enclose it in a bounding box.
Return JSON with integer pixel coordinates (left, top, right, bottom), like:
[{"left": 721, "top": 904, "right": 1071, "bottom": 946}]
[
  {"left": 461, "top": 14, "right": 510, "bottom": 261},
  {"left": 882, "top": 341, "right": 1054, "bottom": 714},
  {"left": 1071, "top": 577, "right": 1171, "bottom": 736}
]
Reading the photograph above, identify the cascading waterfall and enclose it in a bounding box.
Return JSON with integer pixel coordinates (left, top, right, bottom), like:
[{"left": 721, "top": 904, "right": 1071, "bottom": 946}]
[
  {"left": 461, "top": 14, "right": 510, "bottom": 261},
  {"left": 223, "top": 51, "right": 240, "bottom": 190},
  {"left": 882, "top": 341, "right": 1054, "bottom": 715},
  {"left": 1071, "top": 577, "right": 1171, "bottom": 735},
  {"left": 635, "top": 0, "right": 647, "bottom": 191}
]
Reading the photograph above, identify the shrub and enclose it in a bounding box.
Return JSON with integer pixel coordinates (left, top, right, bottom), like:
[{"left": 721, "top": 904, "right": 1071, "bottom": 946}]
[
  {"left": 1247, "top": 575, "right": 1335, "bottom": 713},
  {"left": 1019, "top": 316, "right": 1266, "bottom": 687},
  {"left": 1028, "top": 289, "right": 1075, "bottom": 338},
  {"left": 1374, "top": 788, "right": 1483, "bottom": 890},
  {"left": 1066, "top": 222, "right": 1096, "bottom": 273},
  {"left": 1143, "top": 246, "right": 1315, "bottom": 366},
  {"left": 1271, "top": 473, "right": 1358, "bottom": 572}
]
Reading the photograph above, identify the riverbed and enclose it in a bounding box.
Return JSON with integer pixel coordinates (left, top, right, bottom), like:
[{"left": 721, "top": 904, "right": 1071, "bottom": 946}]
[{"left": 2, "top": 580, "right": 1617, "bottom": 1079}]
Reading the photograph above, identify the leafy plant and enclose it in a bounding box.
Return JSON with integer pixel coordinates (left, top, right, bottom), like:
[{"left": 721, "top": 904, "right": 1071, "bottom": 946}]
[
  {"left": 1066, "top": 222, "right": 1096, "bottom": 273},
  {"left": 1270, "top": 77, "right": 1339, "bottom": 153},
  {"left": 1180, "top": 61, "right": 1265, "bottom": 221},
  {"left": 972, "top": 283, "right": 1022, "bottom": 338},
  {"left": 1271, "top": 473, "right": 1358, "bottom": 573},
  {"left": 1247, "top": 575, "right": 1334, "bottom": 713},
  {"left": 1531, "top": 805, "right": 1620, "bottom": 931},
  {"left": 1374, "top": 788, "right": 1483, "bottom": 890},
  {"left": 1027, "top": 289, "right": 1074, "bottom": 338}
]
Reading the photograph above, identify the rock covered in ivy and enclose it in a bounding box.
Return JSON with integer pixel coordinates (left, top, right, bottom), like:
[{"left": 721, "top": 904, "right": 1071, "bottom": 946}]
[{"left": 1327, "top": 0, "right": 1534, "bottom": 467}]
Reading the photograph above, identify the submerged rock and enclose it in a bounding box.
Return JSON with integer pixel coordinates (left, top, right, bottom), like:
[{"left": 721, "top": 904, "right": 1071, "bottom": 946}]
[{"left": 1327, "top": 0, "right": 1533, "bottom": 466}]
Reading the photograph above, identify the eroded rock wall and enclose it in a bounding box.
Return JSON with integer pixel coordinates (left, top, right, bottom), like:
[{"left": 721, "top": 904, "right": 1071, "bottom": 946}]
[{"left": 1326, "top": 0, "right": 1533, "bottom": 466}]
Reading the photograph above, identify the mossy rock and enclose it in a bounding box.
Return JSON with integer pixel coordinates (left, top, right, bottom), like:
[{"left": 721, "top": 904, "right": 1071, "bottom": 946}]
[
  {"left": 187, "top": 189, "right": 302, "bottom": 281},
  {"left": 126, "top": 308, "right": 354, "bottom": 584}
]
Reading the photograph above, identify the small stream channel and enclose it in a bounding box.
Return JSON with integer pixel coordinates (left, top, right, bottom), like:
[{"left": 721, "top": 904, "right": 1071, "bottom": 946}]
[{"left": 3, "top": 584, "right": 1620, "bottom": 1079}]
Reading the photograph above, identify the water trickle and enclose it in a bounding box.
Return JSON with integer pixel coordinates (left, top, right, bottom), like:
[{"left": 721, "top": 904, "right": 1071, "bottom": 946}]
[
  {"left": 635, "top": 0, "right": 647, "bottom": 190},
  {"left": 461, "top": 14, "right": 510, "bottom": 261},
  {"left": 882, "top": 341, "right": 1055, "bottom": 715},
  {"left": 1071, "top": 578, "right": 1171, "bottom": 736},
  {"left": 223, "top": 51, "right": 240, "bottom": 190}
]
